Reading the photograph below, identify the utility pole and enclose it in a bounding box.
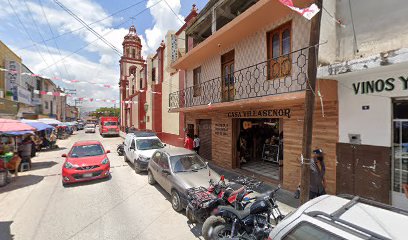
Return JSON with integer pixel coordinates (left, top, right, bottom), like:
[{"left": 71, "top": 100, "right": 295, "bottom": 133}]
[{"left": 300, "top": 0, "right": 323, "bottom": 204}]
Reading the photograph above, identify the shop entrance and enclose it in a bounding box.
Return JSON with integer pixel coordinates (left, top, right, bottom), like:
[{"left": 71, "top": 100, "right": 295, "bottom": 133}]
[
  {"left": 236, "top": 118, "right": 283, "bottom": 181},
  {"left": 392, "top": 100, "right": 408, "bottom": 210},
  {"left": 198, "top": 120, "right": 212, "bottom": 161}
]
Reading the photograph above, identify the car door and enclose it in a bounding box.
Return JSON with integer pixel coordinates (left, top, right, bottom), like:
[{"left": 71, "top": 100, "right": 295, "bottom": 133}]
[
  {"left": 151, "top": 151, "right": 164, "bottom": 184},
  {"left": 159, "top": 153, "right": 172, "bottom": 193},
  {"left": 129, "top": 139, "right": 136, "bottom": 162}
]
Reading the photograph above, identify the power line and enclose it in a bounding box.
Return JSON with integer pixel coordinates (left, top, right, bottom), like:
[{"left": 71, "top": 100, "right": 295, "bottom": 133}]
[
  {"left": 23, "top": 0, "right": 65, "bottom": 78},
  {"left": 39, "top": 0, "right": 71, "bottom": 78},
  {"left": 53, "top": 0, "right": 122, "bottom": 56},
  {"left": 16, "top": 0, "right": 148, "bottom": 52},
  {"left": 163, "top": 0, "right": 184, "bottom": 24}
]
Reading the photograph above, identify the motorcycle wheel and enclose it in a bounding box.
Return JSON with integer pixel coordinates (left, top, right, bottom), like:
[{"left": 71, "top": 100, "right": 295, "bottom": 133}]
[
  {"left": 211, "top": 224, "right": 233, "bottom": 240},
  {"left": 202, "top": 216, "right": 225, "bottom": 240},
  {"left": 186, "top": 206, "right": 196, "bottom": 223}
]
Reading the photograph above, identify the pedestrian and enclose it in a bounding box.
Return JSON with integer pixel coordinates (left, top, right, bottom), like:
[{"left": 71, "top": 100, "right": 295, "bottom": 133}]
[
  {"left": 193, "top": 134, "right": 200, "bottom": 154},
  {"left": 309, "top": 148, "right": 326, "bottom": 200},
  {"left": 184, "top": 134, "right": 194, "bottom": 150}
]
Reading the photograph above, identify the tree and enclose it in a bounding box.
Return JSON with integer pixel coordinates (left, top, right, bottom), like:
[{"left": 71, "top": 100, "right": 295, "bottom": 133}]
[{"left": 90, "top": 107, "right": 120, "bottom": 118}]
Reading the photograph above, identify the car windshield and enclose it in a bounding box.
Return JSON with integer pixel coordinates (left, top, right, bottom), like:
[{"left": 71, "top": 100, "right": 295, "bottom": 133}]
[
  {"left": 136, "top": 139, "right": 164, "bottom": 150},
  {"left": 85, "top": 124, "right": 95, "bottom": 128},
  {"left": 104, "top": 121, "right": 117, "bottom": 126},
  {"left": 170, "top": 154, "right": 207, "bottom": 173},
  {"left": 70, "top": 144, "right": 104, "bottom": 158}
]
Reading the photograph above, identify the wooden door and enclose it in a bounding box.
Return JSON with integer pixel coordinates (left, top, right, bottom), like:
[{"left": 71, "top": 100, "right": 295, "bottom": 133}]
[
  {"left": 336, "top": 143, "right": 391, "bottom": 204},
  {"left": 198, "top": 120, "right": 212, "bottom": 161},
  {"left": 221, "top": 50, "right": 235, "bottom": 102}
]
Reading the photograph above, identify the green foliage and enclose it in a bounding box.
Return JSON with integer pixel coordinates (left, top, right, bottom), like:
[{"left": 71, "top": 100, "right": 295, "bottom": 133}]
[{"left": 90, "top": 107, "right": 120, "bottom": 117}]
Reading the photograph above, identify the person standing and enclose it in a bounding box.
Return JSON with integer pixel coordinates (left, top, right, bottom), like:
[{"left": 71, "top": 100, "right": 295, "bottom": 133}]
[
  {"left": 184, "top": 134, "right": 194, "bottom": 150},
  {"left": 193, "top": 135, "right": 200, "bottom": 154},
  {"left": 309, "top": 148, "right": 326, "bottom": 199}
]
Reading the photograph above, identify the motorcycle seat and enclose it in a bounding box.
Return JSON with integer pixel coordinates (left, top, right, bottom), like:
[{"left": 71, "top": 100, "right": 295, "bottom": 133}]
[{"left": 218, "top": 206, "right": 250, "bottom": 220}]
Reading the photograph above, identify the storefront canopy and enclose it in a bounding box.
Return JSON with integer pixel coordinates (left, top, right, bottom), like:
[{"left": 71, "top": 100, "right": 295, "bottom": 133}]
[
  {"left": 0, "top": 119, "right": 36, "bottom": 134},
  {"left": 2, "top": 130, "right": 34, "bottom": 136},
  {"left": 37, "top": 118, "right": 62, "bottom": 126},
  {"left": 20, "top": 119, "right": 55, "bottom": 131}
]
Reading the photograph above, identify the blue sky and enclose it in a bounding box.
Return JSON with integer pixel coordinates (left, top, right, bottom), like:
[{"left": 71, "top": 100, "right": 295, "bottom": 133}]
[{"left": 0, "top": 0, "right": 205, "bottom": 108}]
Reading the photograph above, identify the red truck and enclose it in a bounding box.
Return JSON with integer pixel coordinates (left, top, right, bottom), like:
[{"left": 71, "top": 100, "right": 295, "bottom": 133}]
[{"left": 99, "top": 117, "right": 119, "bottom": 137}]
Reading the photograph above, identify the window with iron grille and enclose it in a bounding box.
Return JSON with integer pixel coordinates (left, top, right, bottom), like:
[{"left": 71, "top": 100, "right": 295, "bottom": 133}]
[
  {"left": 193, "top": 67, "right": 201, "bottom": 97},
  {"left": 267, "top": 21, "right": 292, "bottom": 79}
]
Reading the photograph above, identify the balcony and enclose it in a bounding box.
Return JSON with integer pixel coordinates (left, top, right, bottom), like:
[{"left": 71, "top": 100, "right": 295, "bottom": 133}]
[{"left": 169, "top": 47, "right": 309, "bottom": 111}]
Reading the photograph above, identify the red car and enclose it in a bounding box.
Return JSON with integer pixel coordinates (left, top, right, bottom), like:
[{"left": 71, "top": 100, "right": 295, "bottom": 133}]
[{"left": 62, "top": 141, "right": 110, "bottom": 185}]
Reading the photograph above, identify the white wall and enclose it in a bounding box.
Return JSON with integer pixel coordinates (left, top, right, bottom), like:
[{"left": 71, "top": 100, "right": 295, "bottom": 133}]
[{"left": 338, "top": 62, "right": 408, "bottom": 147}]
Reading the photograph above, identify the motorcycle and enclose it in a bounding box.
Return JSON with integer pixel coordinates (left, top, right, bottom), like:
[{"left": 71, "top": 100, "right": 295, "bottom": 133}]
[
  {"left": 117, "top": 142, "right": 124, "bottom": 156},
  {"left": 202, "top": 186, "right": 284, "bottom": 240}
]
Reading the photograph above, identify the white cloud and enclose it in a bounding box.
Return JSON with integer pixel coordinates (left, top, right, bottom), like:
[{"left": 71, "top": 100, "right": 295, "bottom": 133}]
[{"left": 144, "top": 0, "right": 184, "bottom": 53}]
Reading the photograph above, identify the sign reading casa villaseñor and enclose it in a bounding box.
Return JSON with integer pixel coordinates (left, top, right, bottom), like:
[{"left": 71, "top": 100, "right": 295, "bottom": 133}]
[
  {"left": 227, "top": 108, "right": 291, "bottom": 118},
  {"left": 352, "top": 76, "right": 408, "bottom": 95}
]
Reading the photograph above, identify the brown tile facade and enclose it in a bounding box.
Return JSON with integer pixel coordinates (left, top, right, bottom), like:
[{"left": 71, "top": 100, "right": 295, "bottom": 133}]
[{"left": 184, "top": 80, "right": 338, "bottom": 193}]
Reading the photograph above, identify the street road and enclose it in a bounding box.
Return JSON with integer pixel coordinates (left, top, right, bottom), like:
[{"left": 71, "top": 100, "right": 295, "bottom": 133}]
[{"left": 0, "top": 130, "right": 201, "bottom": 240}]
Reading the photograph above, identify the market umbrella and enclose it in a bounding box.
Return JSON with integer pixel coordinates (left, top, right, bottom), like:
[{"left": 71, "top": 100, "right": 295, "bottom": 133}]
[
  {"left": 0, "top": 119, "right": 36, "bottom": 133},
  {"left": 37, "top": 118, "right": 62, "bottom": 126},
  {"left": 20, "top": 119, "right": 55, "bottom": 131}
]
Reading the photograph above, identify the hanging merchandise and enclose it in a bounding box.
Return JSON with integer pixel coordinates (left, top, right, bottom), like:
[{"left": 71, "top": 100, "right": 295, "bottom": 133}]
[{"left": 278, "top": 0, "right": 320, "bottom": 20}]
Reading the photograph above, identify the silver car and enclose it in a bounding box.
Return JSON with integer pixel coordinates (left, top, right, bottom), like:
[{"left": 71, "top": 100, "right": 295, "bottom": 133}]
[{"left": 147, "top": 147, "right": 221, "bottom": 212}]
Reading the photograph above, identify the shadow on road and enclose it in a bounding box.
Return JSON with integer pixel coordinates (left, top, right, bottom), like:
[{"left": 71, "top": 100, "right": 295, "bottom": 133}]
[
  {"left": 0, "top": 175, "right": 44, "bottom": 194},
  {"left": 0, "top": 221, "right": 14, "bottom": 240},
  {"left": 39, "top": 147, "right": 67, "bottom": 153},
  {"left": 62, "top": 175, "right": 112, "bottom": 188},
  {"left": 31, "top": 161, "right": 58, "bottom": 170}
]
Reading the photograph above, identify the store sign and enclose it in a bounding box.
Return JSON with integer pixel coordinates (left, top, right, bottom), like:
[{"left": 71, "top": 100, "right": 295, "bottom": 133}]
[
  {"left": 352, "top": 76, "right": 408, "bottom": 95},
  {"left": 32, "top": 97, "right": 41, "bottom": 105},
  {"left": 4, "top": 60, "right": 21, "bottom": 101},
  {"left": 215, "top": 123, "right": 228, "bottom": 136},
  {"left": 227, "top": 108, "right": 291, "bottom": 118},
  {"left": 17, "top": 87, "right": 32, "bottom": 105}
]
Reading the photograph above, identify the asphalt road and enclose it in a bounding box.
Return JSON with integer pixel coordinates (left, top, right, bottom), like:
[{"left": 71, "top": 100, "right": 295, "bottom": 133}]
[{"left": 0, "top": 130, "right": 201, "bottom": 240}]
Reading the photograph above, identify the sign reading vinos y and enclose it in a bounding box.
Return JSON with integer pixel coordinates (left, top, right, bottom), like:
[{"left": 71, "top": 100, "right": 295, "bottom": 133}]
[{"left": 352, "top": 76, "right": 408, "bottom": 95}]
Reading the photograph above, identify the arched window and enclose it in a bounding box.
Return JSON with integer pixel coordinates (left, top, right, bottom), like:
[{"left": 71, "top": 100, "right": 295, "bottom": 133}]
[{"left": 129, "top": 67, "right": 136, "bottom": 77}]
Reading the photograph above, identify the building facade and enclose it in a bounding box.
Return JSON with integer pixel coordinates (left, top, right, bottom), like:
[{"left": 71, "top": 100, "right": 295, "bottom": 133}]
[
  {"left": 318, "top": 0, "right": 408, "bottom": 209},
  {"left": 169, "top": 0, "right": 338, "bottom": 193}
]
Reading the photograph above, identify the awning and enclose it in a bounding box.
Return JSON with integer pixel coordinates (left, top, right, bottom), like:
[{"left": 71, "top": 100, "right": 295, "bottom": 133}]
[
  {"left": 0, "top": 119, "right": 36, "bottom": 133},
  {"left": 20, "top": 119, "right": 55, "bottom": 131},
  {"left": 2, "top": 130, "right": 34, "bottom": 136},
  {"left": 37, "top": 118, "right": 62, "bottom": 126}
]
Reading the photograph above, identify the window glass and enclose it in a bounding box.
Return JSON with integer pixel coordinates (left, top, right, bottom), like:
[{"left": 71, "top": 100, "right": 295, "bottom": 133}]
[
  {"left": 170, "top": 154, "right": 206, "bottom": 173},
  {"left": 283, "top": 222, "right": 344, "bottom": 240},
  {"left": 282, "top": 29, "right": 291, "bottom": 55},
  {"left": 136, "top": 139, "right": 164, "bottom": 150},
  {"left": 131, "top": 140, "right": 135, "bottom": 149},
  {"left": 159, "top": 155, "right": 169, "bottom": 169},
  {"left": 152, "top": 152, "right": 161, "bottom": 164},
  {"left": 230, "top": 64, "right": 234, "bottom": 84},
  {"left": 224, "top": 65, "right": 229, "bottom": 86},
  {"left": 104, "top": 122, "right": 117, "bottom": 126},
  {"left": 70, "top": 144, "right": 104, "bottom": 158},
  {"left": 272, "top": 33, "right": 280, "bottom": 58}
]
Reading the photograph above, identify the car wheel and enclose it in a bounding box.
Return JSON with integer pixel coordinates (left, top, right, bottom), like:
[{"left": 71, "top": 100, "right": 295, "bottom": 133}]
[
  {"left": 202, "top": 216, "right": 225, "bottom": 240},
  {"left": 124, "top": 155, "right": 129, "bottom": 162},
  {"left": 171, "top": 190, "right": 183, "bottom": 212},
  {"left": 148, "top": 170, "right": 156, "bottom": 185}
]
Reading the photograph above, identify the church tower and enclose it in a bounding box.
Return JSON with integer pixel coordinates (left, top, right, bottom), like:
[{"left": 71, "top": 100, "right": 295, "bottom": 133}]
[{"left": 119, "top": 25, "right": 145, "bottom": 130}]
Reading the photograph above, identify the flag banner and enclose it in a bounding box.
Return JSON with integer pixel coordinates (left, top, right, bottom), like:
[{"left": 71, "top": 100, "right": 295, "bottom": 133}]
[{"left": 278, "top": 0, "right": 320, "bottom": 20}]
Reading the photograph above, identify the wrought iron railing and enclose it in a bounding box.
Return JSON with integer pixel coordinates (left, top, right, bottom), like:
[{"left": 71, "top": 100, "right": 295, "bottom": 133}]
[{"left": 169, "top": 47, "right": 309, "bottom": 109}]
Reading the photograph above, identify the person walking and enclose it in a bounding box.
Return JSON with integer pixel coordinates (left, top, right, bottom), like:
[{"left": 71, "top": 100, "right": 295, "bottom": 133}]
[
  {"left": 193, "top": 134, "right": 200, "bottom": 154},
  {"left": 184, "top": 134, "right": 194, "bottom": 150},
  {"left": 309, "top": 148, "right": 326, "bottom": 199}
]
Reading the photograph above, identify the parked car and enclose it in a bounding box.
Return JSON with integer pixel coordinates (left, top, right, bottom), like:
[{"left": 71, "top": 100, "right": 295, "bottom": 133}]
[
  {"left": 61, "top": 141, "right": 110, "bottom": 186},
  {"left": 268, "top": 194, "right": 408, "bottom": 240},
  {"left": 147, "top": 147, "right": 221, "bottom": 212},
  {"left": 84, "top": 123, "right": 96, "bottom": 133},
  {"left": 124, "top": 131, "right": 164, "bottom": 173},
  {"left": 99, "top": 116, "right": 119, "bottom": 137}
]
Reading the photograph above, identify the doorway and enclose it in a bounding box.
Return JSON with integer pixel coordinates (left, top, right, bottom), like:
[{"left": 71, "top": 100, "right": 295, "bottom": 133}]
[
  {"left": 221, "top": 50, "right": 235, "bottom": 102},
  {"left": 392, "top": 100, "right": 408, "bottom": 210},
  {"left": 198, "top": 120, "right": 212, "bottom": 161},
  {"left": 236, "top": 118, "right": 282, "bottom": 181}
]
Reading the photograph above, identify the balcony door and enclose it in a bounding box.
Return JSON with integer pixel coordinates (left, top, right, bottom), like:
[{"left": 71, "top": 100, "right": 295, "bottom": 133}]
[{"left": 221, "top": 50, "right": 235, "bottom": 102}]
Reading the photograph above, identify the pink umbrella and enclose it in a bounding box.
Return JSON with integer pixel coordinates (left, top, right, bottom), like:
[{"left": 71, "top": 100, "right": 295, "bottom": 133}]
[{"left": 0, "top": 119, "right": 36, "bottom": 133}]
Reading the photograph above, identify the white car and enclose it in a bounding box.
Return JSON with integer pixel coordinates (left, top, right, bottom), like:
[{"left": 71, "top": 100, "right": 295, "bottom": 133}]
[
  {"left": 84, "top": 123, "right": 96, "bottom": 133},
  {"left": 269, "top": 195, "right": 408, "bottom": 240},
  {"left": 124, "top": 131, "right": 166, "bottom": 173}
]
